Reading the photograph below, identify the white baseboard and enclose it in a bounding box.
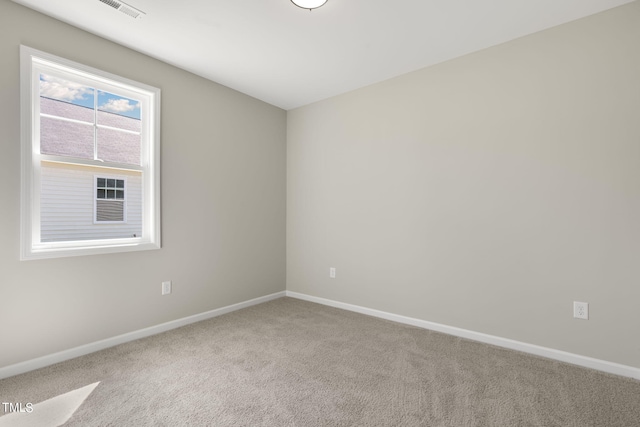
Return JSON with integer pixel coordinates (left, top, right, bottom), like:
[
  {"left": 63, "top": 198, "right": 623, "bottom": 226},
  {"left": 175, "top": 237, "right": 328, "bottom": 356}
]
[
  {"left": 0, "top": 291, "right": 286, "bottom": 380},
  {"left": 286, "top": 291, "right": 640, "bottom": 380},
  {"left": 4, "top": 290, "right": 638, "bottom": 381}
]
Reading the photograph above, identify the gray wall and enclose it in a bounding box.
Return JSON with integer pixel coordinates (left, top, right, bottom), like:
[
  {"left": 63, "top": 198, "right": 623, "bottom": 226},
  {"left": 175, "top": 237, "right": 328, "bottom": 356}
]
[
  {"left": 287, "top": 2, "right": 640, "bottom": 368},
  {"left": 2, "top": 0, "right": 639, "bottom": 372},
  {"left": 0, "top": 1, "right": 286, "bottom": 368}
]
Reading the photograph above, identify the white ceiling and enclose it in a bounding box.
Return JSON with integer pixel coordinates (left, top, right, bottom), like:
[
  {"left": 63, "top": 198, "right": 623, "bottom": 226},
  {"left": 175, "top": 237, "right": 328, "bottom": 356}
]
[{"left": 12, "top": 0, "right": 635, "bottom": 110}]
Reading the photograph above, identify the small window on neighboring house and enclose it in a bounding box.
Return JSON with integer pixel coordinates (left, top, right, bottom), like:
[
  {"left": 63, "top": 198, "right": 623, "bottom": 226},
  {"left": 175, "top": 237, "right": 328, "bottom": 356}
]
[
  {"left": 96, "top": 177, "right": 126, "bottom": 223},
  {"left": 20, "top": 46, "right": 161, "bottom": 260}
]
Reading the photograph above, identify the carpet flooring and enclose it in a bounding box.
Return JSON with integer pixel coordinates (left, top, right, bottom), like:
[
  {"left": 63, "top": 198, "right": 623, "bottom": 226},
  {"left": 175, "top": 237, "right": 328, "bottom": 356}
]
[{"left": 1, "top": 297, "right": 639, "bottom": 426}]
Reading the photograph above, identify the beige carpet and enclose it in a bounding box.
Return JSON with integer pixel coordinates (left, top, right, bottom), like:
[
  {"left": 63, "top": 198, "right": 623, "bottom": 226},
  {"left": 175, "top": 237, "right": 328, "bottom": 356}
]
[{"left": 1, "top": 297, "right": 639, "bottom": 426}]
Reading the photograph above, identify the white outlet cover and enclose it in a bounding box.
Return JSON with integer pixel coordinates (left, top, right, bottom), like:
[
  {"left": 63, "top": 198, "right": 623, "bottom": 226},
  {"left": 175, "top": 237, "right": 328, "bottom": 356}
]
[
  {"left": 162, "top": 281, "right": 172, "bottom": 295},
  {"left": 329, "top": 268, "right": 336, "bottom": 279},
  {"left": 573, "top": 301, "right": 588, "bottom": 320}
]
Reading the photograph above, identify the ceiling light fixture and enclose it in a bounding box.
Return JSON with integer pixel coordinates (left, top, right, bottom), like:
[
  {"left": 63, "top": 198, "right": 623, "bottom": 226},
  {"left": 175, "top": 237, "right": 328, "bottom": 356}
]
[{"left": 290, "top": 0, "right": 327, "bottom": 11}]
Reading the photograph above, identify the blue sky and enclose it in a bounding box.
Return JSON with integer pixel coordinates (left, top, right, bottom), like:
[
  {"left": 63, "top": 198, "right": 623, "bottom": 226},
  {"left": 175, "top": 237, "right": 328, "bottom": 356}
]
[
  {"left": 40, "top": 74, "right": 141, "bottom": 120},
  {"left": 97, "top": 91, "right": 141, "bottom": 120}
]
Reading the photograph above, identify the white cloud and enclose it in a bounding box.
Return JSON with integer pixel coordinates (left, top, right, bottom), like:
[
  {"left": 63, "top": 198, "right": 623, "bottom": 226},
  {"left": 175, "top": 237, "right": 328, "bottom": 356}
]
[
  {"left": 40, "top": 74, "right": 93, "bottom": 102},
  {"left": 99, "top": 98, "right": 140, "bottom": 114}
]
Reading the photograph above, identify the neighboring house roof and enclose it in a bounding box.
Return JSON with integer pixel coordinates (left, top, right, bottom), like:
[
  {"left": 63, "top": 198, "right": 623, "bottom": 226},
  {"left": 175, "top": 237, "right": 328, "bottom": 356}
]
[{"left": 40, "top": 96, "right": 141, "bottom": 166}]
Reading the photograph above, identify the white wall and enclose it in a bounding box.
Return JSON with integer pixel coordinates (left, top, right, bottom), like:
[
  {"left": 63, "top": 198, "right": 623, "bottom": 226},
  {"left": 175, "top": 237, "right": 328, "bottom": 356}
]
[
  {"left": 287, "top": 2, "right": 640, "bottom": 368},
  {"left": 0, "top": 1, "right": 286, "bottom": 368}
]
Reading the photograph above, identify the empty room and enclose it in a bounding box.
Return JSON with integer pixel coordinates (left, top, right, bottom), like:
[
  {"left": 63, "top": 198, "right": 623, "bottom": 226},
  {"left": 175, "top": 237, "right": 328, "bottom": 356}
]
[{"left": 1, "top": 0, "right": 639, "bottom": 425}]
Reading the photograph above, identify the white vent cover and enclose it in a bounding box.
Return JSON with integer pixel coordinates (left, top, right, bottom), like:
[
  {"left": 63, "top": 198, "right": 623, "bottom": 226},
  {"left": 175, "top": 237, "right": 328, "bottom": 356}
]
[{"left": 98, "top": 0, "right": 145, "bottom": 20}]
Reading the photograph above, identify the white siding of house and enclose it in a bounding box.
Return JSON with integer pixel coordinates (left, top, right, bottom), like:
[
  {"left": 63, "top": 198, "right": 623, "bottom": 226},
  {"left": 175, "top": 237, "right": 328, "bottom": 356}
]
[{"left": 41, "top": 162, "right": 142, "bottom": 242}]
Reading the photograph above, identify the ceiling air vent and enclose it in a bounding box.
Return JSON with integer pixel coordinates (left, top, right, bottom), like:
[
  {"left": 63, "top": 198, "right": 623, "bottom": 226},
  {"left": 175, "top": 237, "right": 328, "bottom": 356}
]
[{"left": 98, "top": 0, "right": 146, "bottom": 20}]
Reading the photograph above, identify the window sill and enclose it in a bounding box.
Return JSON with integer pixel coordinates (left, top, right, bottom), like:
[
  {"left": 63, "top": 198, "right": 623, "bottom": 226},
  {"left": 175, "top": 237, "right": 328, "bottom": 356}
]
[{"left": 21, "top": 239, "right": 161, "bottom": 261}]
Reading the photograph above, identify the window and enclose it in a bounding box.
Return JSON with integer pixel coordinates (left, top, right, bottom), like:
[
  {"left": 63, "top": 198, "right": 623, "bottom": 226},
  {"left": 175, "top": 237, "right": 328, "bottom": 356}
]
[
  {"left": 20, "top": 46, "right": 161, "bottom": 259},
  {"left": 96, "top": 177, "right": 126, "bottom": 223}
]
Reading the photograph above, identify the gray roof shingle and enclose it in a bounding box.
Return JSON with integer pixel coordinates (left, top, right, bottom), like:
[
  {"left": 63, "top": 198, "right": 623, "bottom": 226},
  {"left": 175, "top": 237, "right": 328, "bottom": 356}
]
[{"left": 40, "top": 97, "right": 141, "bottom": 166}]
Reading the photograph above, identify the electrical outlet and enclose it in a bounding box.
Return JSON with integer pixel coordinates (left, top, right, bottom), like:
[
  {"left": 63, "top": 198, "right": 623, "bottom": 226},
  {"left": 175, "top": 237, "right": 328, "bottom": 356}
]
[
  {"left": 573, "top": 301, "right": 588, "bottom": 320},
  {"left": 162, "top": 281, "right": 172, "bottom": 295},
  {"left": 329, "top": 267, "right": 336, "bottom": 279}
]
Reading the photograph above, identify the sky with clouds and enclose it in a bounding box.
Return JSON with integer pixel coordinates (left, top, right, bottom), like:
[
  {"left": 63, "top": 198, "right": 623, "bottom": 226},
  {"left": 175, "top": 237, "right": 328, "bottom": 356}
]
[{"left": 40, "top": 74, "right": 141, "bottom": 120}]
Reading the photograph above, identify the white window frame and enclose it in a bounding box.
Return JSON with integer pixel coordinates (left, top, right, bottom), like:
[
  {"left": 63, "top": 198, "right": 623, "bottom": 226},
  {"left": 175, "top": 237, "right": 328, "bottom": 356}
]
[
  {"left": 20, "top": 46, "right": 161, "bottom": 260},
  {"left": 94, "top": 175, "right": 128, "bottom": 224}
]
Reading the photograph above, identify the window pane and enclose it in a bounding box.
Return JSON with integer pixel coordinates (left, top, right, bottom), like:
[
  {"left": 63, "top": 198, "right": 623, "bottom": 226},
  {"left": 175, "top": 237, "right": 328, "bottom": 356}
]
[
  {"left": 40, "top": 165, "right": 141, "bottom": 241},
  {"left": 40, "top": 116, "right": 94, "bottom": 160},
  {"left": 116, "top": 179, "right": 124, "bottom": 188},
  {"left": 97, "top": 178, "right": 106, "bottom": 187},
  {"left": 107, "top": 189, "right": 115, "bottom": 199},
  {"left": 97, "top": 110, "right": 141, "bottom": 132},
  {"left": 97, "top": 127, "right": 141, "bottom": 166},
  {"left": 107, "top": 179, "right": 115, "bottom": 188},
  {"left": 40, "top": 97, "right": 93, "bottom": 123},
  {"left": 97, "top": 91, "right": 141, "bottom": 132},
  {"left": 40, "top": 74, "right": 95, "bottom": 111}
]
